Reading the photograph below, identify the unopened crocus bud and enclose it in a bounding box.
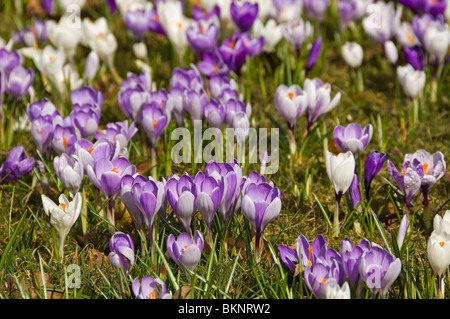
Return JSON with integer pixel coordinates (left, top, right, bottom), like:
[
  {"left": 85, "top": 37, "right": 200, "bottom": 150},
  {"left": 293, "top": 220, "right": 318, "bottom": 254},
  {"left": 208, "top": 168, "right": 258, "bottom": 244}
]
[
  {"left": 133, "top": 42, "right": 148, "bottom": 61},
  {"left": 230, "top": 1, "right": 259, "bottom": 32},
  {"left": 108, "top": 231, "right": 135, "bottom": 275},
  {"left": 84, "top": 51, "right": 99, "bottom": 82},
  {"left": 384, "top": 40, "right": 398, "bottom": 64},
  {"left": 364, "top": 150, "right": 387, "bottom": 199},
  {"left": 349, "top": 174, "right": 361, "bottom": 209},
  {"left": 397, "top": 215, "right": 408, "bottom": 250},
  {"left": 53, "top": 153, "right": 83, "bottom": 195},
  {"left": 306, "top": 38, "right": 322, "bottom": 72},
  {"left": 423, "top": 24, "right": 450, "bottom": 63},
  {"left": 341, "top": 42, "right": 363, "bottom": 68},
  {"left": 325, "top": 150, "right": 356, "bottom": 201}
]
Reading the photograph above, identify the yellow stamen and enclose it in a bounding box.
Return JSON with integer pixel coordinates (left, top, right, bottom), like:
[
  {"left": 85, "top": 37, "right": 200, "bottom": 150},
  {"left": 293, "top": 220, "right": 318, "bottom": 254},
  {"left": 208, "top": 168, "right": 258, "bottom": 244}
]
[
  {"left": 178, "top": 22, "right": 183, "bottom": 29},
  {"left": 49, "top": 56, "right": 53, "bottom": 61}
]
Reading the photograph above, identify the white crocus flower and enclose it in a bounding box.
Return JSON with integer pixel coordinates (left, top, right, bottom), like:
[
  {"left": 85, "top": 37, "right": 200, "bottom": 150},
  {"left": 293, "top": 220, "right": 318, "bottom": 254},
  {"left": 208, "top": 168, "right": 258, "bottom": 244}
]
[
  {"left": 427, "top": 230, "right": 450, "bottom": 298},
  {"left": 396, "top": 22, "right": 420, "bottom": 48},
  {"left": 253, "top": 19, "right": 283, "bottom": 53},
  {"left": 116, "top": 0, "right": 147, "bottom": 15},
  {"left": 157, "top": 0, "right": 192, "bottom": 63},
  {"left": 384, "top": 40, "right": 398, "bottom": 64},
  {"left": 396, "top": 64, "right": 426, "bottom": 100},
  {"left": 433, "top": 210, "right": 450, "bottom": 238},
  {"left": 424, "top": 24, "right": 450, "bottom": 64},
  {"left": 58, "top": 0, "right": 86, "bottom": 13},
  {"left": 341, "top": 42, "right": 363, "bottom": 68},
  {"left": 82, "top": 17, "right": 118, "bottom": 68},
  {"left": 320, "top": 279, "right": 351, "bottom": 299},
  {"left": 326, "top": 150, "right": 355, "bottom": 237},
  {"left": 42, "top": 193, "right": 82, "bottom": 259},
  {"left": 46, "top": 15, "right": 83, "bottom": 61}
]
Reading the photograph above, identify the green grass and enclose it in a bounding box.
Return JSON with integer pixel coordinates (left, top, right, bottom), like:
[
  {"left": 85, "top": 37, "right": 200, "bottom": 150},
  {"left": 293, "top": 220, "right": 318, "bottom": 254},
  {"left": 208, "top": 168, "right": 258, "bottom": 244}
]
[{"left": 0, "top": 0, "right": 449, "bottom": 300}]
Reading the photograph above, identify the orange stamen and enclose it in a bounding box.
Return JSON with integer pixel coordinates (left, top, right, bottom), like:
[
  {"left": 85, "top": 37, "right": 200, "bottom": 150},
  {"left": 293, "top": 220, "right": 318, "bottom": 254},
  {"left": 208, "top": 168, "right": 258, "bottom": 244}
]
[
  {"left": 307, "top": 246, "right": 313, "bottom": 266},
  {"left": 178, "top": 22, "right": 183, "bottom": 29},
  {"left": 153, "top": 119, "right": 157, "bottom": 128},
  {"left": 112, "top": 167, "right": 119, "bottom": 173},
  {"left": 98, "top": 32, "right": 104, "bottom": 39},
  {"left": 87, "top": 147, "right": 94, "bottom": 154},
  {"left": 423, "top": 163, "right": 428, "bottom": 175},
  {"left": 213, "top": 66, "right": 218, "bottom": 73},
  {"left": 49, "top": 56, "right": 53, "bottom": 61},
  {"left": 321, "top": 278, "right": 327, "bottom": 286},
  {"left": 149, "top": 291, "right": 156, "bottom": 299},
  {"left": 154, "top": 15, "right": 159, "bottom": 22},
  {"left": 63, "top": 137, "right": 67, "bottom": 149},
  {"left": 184, "top": 245, "right": 188, "bottom": 249},
  {"left": 402, "top": 170, "right": 406, "bottom": 175},
  {"left": 200, "top": 25, "right": 205, "bottom": 34},
  {"left": 288, "top": 92, "right": 294, "bottom": 100},
  {"left": 229, "top": 41, "right": 235, "bottom": 49},
  {"left": 440, "top": 242, "right": 445, "bottom": 247},
  {"left": 60, "top": 203, "right": 67, "bottom": 213}
]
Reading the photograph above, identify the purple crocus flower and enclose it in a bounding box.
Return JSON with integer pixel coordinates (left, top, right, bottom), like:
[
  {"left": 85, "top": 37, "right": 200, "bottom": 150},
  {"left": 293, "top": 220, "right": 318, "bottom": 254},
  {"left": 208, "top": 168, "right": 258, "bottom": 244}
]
[
  {"left": 364, "top": 150, "right": 387, "bottom": 200},
  {"left": 297, "top": 234, "right": 328, "bottom": 267},
  {"left": 166, "top": 88, "right": 185, "bottom": 127},
  {"left": 218, "top": 36, "right": 248, "bottom": 74},
  {"left": 141, "top": 102, "right": 170, "bottom": 149},
  {"left": 304, "top": 0, "right": 329, "bottom": 23},
  {"left": 75, "top": 138, "right": 119, "bottom": 175},
  {"left": 70, "top": 108, "right": 99, "bottom": 139},
  {"left": 41, "top": 0, "right": 54, "bottom": 15},
  {"left": 5, "top": 66, "right": 34, "bottom": 100},
  {"left": 118, "top": 72, "right": 151, "bottom": 121},
  {"left": 120, "top": 174, "right": 148, "bottom": 230},
  {"left": 132, "top": 276, "right": 172, "bottom": 299},
  {"left": 193, "top": 172, "right": 223, "bottom": 231},
  {"left": 192, "top": 5, "right": 221, "bottom": 23},
  {"left": 275, "top": 84, "right": 308, "bottom": 131},
  {"left": 278, "top": 245, "right": 299, "bottom": 272},
  {"left": 340, "top": 238, "right": 364, "bottom": 287},
  {"left": 52, "top": 124, "right": 77, "bottom": 155},
  {"left": 306, "top": 38, "right": 322, "bottom": 72},
  {"left": 132, "top": 176, "right": 165, "bottom": 245},
  {"left": 387, "top": 160, "right": 422, "bottom": 210},
  {"left": 53, "top": 153, "right": 83, "bottom": 195},
  {"left": 403, "top": 46, "right": 424, "bottom": 71},
  {"left": 400, "top": 0, "right": 446, "bottom": 16},
  {"left": 333, "top": 123, "right": 373, "bottom": 157},
  {"left": 209, "top": 75, "right": 237, "bottom": 100},
  {"left": 204, "top": 98, "right": 226, "bottom": 129},
  {"left": 0, "top": 146, "right": 34, "bottom": 184},
  {"left": 283, "top": 19, "right": 314, "bottom": 56},
  {"left": 0, "top": 49, "right": 21, "bottom": 75},
  {"left": 184, "top": 89, "right": 207, "bottom": 121},
  {"left": 241, "top": 182, "right": 282, "bottom": 259},
  {"left": 166, "top": 174, "right": 197, "bottom": 233},
  {"left": 186, "top": 21, "right": 219, "bottom": 53},
  {"left": 197, "top": 49, "right": 229, "bottom": 78},
  {"left": 412, "top": 13, "right": 443, "bottom": 46},
  {"left": 166, "top": 230, "right": 204, "bottom": 278},
  {"left": 124, "top": 6, "right": 152, "bottom": 41},
  {"left": 27, "top": 98, "right": 61, "bottom": 122},
  {"left": 108, "top": 232, "right": 135, "bottom": 275},
  {"left": 170, "top": 67, "right": 204, "bottom": 93},
  {"left": 224, "top": 98, "right": 247, "bottom": 127},
  {"left": 30, "top": 116, "right": 54, "bottom": 155},
  {"left": 358, "top": 246, "right": 402, "bottom": 299},
  {"left": 230, "top": 1, "right": 259, "bottom": 32},
  {"left": 148, "top": 7, "right": 167, "bottom": 36},
  {"left": 238, "top": 32, "right": 265, "bottom": 56},
  {"left": 338, "top": 0, "right": 357, "bottom": 32},
  {"left": 349, "top": 174, "right": 361, "bottom": 209}
]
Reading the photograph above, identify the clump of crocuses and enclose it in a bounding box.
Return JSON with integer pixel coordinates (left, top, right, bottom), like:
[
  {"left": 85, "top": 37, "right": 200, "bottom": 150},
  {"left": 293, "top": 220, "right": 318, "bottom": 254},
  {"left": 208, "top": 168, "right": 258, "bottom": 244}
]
[{"left": 278, "top": 234, "right": 402, "bottom": 299}]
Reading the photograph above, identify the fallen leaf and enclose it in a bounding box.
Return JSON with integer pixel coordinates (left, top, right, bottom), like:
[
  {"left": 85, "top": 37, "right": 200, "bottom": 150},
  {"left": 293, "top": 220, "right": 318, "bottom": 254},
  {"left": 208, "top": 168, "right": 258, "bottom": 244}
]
[{"left": 173, "top": 286, "right": 192, "bottom": 299}]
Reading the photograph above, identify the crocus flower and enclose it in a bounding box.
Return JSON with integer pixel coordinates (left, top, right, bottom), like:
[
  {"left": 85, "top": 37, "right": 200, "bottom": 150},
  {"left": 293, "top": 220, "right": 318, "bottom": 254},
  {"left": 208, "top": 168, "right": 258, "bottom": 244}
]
[
  {"left": 204, "top": 98, "right": 226, "bottom": 129},
  {"left": 124, "top": 3, "right": 153, "bottom": 41},
  {"left": 0, "top": 49, "right": 22, "bottom": 75},
  {"left": 53, "top": 153, "right": 83, "bottom": 195},
  {"left": 278, "top": 244, "right": 299, "bottom": 272},
  {"left": 304, "top": 0, "right": 329, "bottom": 24},
  {"left": 193, "top": 172, "right": 223, "bottom": 232},
  {"left": 30, "top": 116, "right": 55, "bottom": 155},
  {"left": 84, "top": 51, "right": 100, "bottom": 82},
  {"left": 319, "top": 279, "right": 351, "bottom": 299},
  {"left": 362, "top": 1, "right": 401, "bottom": 44},
  {"left": 166, "top": 88, "right": 185, "bottom": 127},
  {"left": 51, "top": 124, "right": 77, "bottom": 156},
  {"left": 397, "top": 215, "right": 408, "bottom": 250},
  {"left": 218, "top": 36, "right": 248, "bottom": 74},
  {"left": 273, "top": 0, "right": 303, "bottom": 23},
  {"left": 184, "top": 89, "right": 207, "bottom": 121},
  {"left": 358, "top": 246, "right": 402, "bottom": 299},
  {"left": 108, "top": 231, "right": 135, "bottom": 275},
  {"left": 304, "top": 78, "right": 341, "bottom": 134},
  {"left": 304, "top": 256, "right": 346, "bottom": 298},
  {"left": 306, "top": 38, "right": 322, "bottom": 72},
  {"left": 325, "top": 150, "right": 356, "bottom": 237},
  {"left": 141, "top": 102, "right": 170, "bottom": 149},
  {"left": 363, "top": 150, "right": 387, "bottom": 200},
  {"left": 41, "top": 192, "right": 82, "bottom": 259},
  {"left": 230, "top": 1, "right": 259, "bottom": 32},
  {"left": 275, "top": 83, "right": 308, "bottom": 153},
  {"left": 396, "top": 22, "right": 420, "bottom": 48},
  {"left": 387, "top": 159, "right": 422, "bottom": 211},
  {"left": 341, "top": 42, "right": 363, "bottom": 69},
  {"left": 333, "top": 123, "right": 373, "bottom": 157},
  {"left": 427, "top": 230, "right": 450, "bottom": 298},
  {"left": 5, "top": 66, "right": 34, "bottom": 100},
  {"left": 396, "top": 64, "right": 426, "bottom": 100},
  {"left": 241, "top": 182, "right": 282, "bottom": 259},
  {"left": 340, "top": 238, "right": 364, "bottom": 287},
  {"left": 166, "top": 174, "right": 197, "bottom": 233},
  {"left": 197, "top": 49, "right": 229, "bottom": 78},
  {"left": 82, "top": 17, "right": 118, "bottom": 68},
  {"left": 283, "top": 19, "right": 314, "bottom": 56},
  {"left": 252, "top": 19, "right": 283, "bottom": 53},
  {"left": 186, "top": 21, "right": 219, "bottom": 53},
  {"left": 46, "top": 15, "right": 83, "bottom": 61},
  {"left": 349, "top": 174, "right": 361, "bottom": 209},
  {"left": 338, "top": 0, "right": 357, "bottom": 32},
  {"left": 297, "top": 234, "right": 328, "bottom": 268},
  {"left": 384, "top": 40, "right": 398, "bottom": 64},
  {"left": 0, "top": 146, "right": 34, "bottom": 184},
  {"left": 403, "top": 46, "right": 424, "bottom": 71},
  {"left": 167, "top": 231, "right": 204, "bottom": 278},
  {"left": 423, "top": 24, "right": 450, "bottom": 64},
  {"left": 120, "top": 174, "right": 148, "bottom": 230},
  {"left": 132, "top": 276, "right": 172, "bottom": 299}
]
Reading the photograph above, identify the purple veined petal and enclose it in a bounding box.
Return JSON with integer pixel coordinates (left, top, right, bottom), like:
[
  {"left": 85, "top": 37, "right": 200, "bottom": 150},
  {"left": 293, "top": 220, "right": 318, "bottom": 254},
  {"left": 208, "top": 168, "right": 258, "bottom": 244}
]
[
  {"left": 278, "top": 245, "right": 299, "bottom": 272},
  {"left": 260, "top": 196, "right": 282, "bottom": 233},
  {"left": 176, "top": 191, "right": 196, "bottom": 232}
]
